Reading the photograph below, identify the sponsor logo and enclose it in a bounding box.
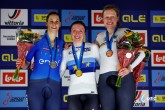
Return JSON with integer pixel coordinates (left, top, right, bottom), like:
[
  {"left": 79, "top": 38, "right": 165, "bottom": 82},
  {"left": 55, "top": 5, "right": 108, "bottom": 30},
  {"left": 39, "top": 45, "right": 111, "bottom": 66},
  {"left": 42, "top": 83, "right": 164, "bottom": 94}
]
[
  {"left": 34, "top": 14, "right": 47, "bottom": 22},
  {"left": 152, "top": 70, "right": 165, "bottom": 87},
  {"left": 121, "top": 10, "right": 147, "bottom": 27},
  {"left": 152, "top": 34, "right": 165, "bottom": 42},
  {"left": 0, "top": 70, "right": 28, "bottom": 87},
  {"left": 31, "top": 29, "right": 45, "bottom": 37},
  {"left": 134, "top": 90, "right": 149, "bottom": 107},
  {"left": 1, "top": 9, "right": 28, "bottom": 26},
  {"left": 153, "top": 16, "right": 165, "bottom": 23},
  {"left": 64, "top": 34, "right": 72, "bottom": 42},
  {"left": 64, "top": 34, "right": 86, "bottom": 42},
  {"left": 122, "top": 14, "right": 146, "bottom": 22},
  {"left": 150, "top": 11, "right": 165, "bottom": 27},
  {"left": 8, "top": 9, "right": 21, "bottom": 20},
  {"left": 139, "top": 74, "right": 146, "bottom": 82},
  {"left": 151, "top": 30, "right": 165, "bottom": 48},
  {"left": 62, "top": 70, "right": 70, "bottom": 87},
  {"left": 1, "top": 54, "right": 17, "bottom": 62},
  {"left": 63, "top": 94, "right": 68, "bottom": 103},
  {"left": 61, "top": 88, "right": 68, "bottom": 110},
  {"left": 62, "top": 10, "right": 88, "bottom": 26},
  {"left": 91, "top": 10, "right": 104, "bottom": 26},
  {"left": 152, "top": 90, "right": 165, "bottom": 107},
  {"left": 151, "top": 50, "right": 165, "bottom": 67},
  {"left": 138, "top": 70, "right": 149, "bottom": 87},
  {"left": 38, "top": 59, "right": 60, "bottom": 67},
  {"left": 0, "top": 90, "right": 27, "bottom": 107},
  {"left": 31, "top": 9, "right": 57, "bottom": 26},
  {"left": 64, "top": 12, "right": 85, "bottom": 23},
  {"left": 0, "top": 48, "right": 18, "bottom": 68},
  {"left": 155, "top": 95, "right": 165, "bottom": 103},
  {"left": 0, "top": 29, "right": 17, "bottom": 46}
]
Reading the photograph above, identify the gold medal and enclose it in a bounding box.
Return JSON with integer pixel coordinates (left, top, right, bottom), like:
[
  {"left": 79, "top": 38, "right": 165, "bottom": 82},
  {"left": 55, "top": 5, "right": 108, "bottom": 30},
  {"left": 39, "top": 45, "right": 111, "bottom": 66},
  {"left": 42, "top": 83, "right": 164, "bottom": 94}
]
[
  {"left": 50, "top": 61, "right": 57, "bottom": 68},
  {"left": 106, "top": 50, "right": 113, "bottom": 57},
  {"left": 75, "top": 70, "right": 83, "bottom": 77}
]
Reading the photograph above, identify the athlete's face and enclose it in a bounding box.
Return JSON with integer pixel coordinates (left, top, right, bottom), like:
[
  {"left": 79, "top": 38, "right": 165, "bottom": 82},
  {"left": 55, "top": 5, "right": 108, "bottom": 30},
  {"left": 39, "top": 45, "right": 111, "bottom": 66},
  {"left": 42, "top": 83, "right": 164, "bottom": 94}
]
[
  {"left": 71, "top": 24, "right": 85, "bottom": 43},
  {"left": 103, "top": 9, "right": 119, "bottom": 29},
  {"left": 46, "top": 14, "right": 61, "bottom": 33}
]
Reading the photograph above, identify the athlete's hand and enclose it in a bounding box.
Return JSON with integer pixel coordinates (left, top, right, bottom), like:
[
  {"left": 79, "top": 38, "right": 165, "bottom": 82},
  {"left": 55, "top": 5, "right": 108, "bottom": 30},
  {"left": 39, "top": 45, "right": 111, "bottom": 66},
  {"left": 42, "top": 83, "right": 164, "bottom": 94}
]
[
  {"left": 30, "top": 62, "right": 34, "bottom": 70},
  {"left": 16, "top": 58, "right": 25, "bottom": 68},
  {"left": 118, "top": 66, "right": 131, "bottom": 78},
  {"left": 64, "top": 43, "right": 72, "bottom": 49}
]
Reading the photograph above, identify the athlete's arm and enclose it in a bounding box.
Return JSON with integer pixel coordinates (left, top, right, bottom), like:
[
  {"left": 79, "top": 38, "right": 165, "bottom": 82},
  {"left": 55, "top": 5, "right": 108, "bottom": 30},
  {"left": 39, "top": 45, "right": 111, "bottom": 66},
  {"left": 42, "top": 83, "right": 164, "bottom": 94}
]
[
  {"left": 24, "top": 44, "right": 37, "bottom": 69},
  {"left": 118, "top": 50, "right": 145, "bottom": 77},
  {"left": 92, "top": 44, "right": 100, "bottom": 65},
  {"left": 129, "top": 50, "right": 145, "bottom": 69},
  {"left": 16, "top": 58, "right": 30, "bottom": 69},
  {"left": 60, "top": 49, "right": 68, "bottom": 78}
]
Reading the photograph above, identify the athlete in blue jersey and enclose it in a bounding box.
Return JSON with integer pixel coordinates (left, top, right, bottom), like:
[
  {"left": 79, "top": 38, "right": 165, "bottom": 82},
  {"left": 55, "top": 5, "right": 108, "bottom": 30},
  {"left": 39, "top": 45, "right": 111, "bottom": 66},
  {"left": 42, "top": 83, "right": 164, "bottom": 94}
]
[
  {"left": 16, "top": 12, "right": 64, "bottom": 110},
  {"left": 60, "top": 21, "right": 100, "bottom": 110}
]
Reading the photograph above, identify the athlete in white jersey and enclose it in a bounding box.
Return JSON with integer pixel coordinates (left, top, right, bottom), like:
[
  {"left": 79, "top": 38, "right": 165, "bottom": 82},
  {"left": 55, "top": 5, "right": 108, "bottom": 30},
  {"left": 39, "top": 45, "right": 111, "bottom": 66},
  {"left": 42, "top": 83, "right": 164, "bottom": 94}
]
[
  {"left": 94, "top": 5, "right": 145, "bottom": 110},
  {"left": 60, "top": 21, "right": 100, "bottom": 110}
]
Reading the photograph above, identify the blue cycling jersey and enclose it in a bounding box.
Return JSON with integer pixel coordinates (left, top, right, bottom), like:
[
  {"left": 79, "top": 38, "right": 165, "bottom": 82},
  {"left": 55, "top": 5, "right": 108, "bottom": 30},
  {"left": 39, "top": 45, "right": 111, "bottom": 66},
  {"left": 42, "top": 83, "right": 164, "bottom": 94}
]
[{"left": 26, "top": 34, "right": 64, "bottom": 81}]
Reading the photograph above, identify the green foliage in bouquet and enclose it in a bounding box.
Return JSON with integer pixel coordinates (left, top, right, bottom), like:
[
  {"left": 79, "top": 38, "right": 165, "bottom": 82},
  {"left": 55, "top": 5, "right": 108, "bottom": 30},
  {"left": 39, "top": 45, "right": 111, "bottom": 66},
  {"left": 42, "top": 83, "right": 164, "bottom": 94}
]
[
  {"left": 16, "top": 28, "right": 40, "bottom": 43},
  {"left": 117, "top": 30, "right": 144, "bottom": 50},
  {"left": 143, "top": 49, "right": 150, "bottom": 62}
]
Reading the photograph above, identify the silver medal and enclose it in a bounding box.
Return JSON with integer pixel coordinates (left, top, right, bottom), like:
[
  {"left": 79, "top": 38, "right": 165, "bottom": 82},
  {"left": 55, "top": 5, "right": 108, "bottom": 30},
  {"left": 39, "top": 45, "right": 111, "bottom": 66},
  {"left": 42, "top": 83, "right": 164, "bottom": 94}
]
[{"left": 50, "top": 61, "right": 57, "bottom": 68}]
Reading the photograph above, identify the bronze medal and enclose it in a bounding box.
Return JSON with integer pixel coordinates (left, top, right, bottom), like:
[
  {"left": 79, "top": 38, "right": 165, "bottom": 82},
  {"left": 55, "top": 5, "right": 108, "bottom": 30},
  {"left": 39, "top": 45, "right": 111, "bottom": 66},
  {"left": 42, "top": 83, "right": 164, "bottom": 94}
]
[
  {"left": 75, "top": 70, "right": 83, "bottom": 77},
  {"left": 50, "top": 61, "right": 57, "bottom": 68},
  {"left": 106, "top": 50, "right": 113, "bottom": 57}
]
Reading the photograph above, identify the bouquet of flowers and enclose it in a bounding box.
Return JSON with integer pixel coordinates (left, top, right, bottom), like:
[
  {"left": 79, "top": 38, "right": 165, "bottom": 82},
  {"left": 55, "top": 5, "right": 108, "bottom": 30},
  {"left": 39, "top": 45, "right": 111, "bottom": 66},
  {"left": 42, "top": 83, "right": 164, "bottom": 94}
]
[
  {"left": 116, "top": 30, "right": 149, "bottom": 87},
  {"left": 12, "top": 27, "right": 40, "bottom": 82}
]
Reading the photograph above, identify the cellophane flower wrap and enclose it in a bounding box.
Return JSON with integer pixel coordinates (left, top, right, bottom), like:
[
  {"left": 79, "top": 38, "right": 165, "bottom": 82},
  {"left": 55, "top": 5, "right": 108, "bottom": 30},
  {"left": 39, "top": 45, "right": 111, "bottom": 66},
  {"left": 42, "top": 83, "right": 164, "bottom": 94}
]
[
  {"left": 12, "top": 27, "right": 40, "bottom": 82},
  {"left": 116, "top": 30, "right": 149, "bottom": 87}
]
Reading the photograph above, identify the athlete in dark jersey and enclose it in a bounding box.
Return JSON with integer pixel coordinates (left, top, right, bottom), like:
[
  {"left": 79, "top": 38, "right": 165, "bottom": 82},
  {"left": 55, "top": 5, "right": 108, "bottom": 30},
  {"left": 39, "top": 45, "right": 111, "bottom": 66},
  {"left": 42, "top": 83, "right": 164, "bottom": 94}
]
[{"left": 16, "top": 12, "right": 64, "bottom": 110}]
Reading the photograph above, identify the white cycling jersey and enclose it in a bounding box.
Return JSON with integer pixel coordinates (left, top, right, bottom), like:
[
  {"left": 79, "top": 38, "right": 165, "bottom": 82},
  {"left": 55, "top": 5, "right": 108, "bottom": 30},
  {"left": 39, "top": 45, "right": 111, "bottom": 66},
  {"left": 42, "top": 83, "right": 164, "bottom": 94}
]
[
  {"left": 60, "top": 43, "right": 100, "bottom": 96},
  {"left": 95, "top": 28, "right": 145, "bottom": 74}
]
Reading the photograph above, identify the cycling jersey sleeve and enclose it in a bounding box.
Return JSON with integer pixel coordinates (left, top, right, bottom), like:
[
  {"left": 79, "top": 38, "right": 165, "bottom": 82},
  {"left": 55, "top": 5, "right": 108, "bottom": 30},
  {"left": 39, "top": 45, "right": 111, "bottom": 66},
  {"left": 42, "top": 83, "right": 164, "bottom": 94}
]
[
  {"left": 60, "top": 49, "right": 68, "bottom": 78},
  {"left": 26, "top": 44, "right": 38, "bottom": 62},
  {"left": 130, "top": 51, "right": 145, "bottom": 70}
]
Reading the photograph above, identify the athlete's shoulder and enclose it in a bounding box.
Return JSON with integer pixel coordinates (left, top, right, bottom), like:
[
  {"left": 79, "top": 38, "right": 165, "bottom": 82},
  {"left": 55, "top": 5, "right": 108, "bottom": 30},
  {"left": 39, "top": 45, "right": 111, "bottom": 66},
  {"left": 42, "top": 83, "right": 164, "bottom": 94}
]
[
  {"left": 85, "top": 42, "right": 98, "bottom": 48},
  {"left": 33, "top": 35, "right": 46, "bottom": 47},
  {"left": 116, "top": 28, "right": 130, "bottom": 36},
  {"left": 97, "top": 31, "right": 106, "bottom": 39},
  {"left": 95, "top": 31, "right": 106, "bottom": 46}
]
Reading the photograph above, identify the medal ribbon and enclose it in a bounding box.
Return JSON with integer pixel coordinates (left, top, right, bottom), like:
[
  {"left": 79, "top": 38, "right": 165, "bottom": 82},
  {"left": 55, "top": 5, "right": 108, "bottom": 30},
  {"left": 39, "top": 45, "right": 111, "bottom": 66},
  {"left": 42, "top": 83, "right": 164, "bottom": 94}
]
[
  {"left": 46, "top": 33, "right": 57, "bottom": 62},
  {"left": 106, "top": 27, "right": 118, "bottom": 50},
  {"left": 72, "top": 42, "right": 85, "bottom": 70}
]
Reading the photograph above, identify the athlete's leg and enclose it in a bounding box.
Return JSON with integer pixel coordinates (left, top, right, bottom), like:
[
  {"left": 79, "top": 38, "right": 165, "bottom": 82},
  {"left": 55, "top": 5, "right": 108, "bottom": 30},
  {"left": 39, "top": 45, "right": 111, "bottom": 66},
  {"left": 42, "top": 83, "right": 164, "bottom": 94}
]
[
  {"left": 46, "top": 79, "right": 61, "bottom": 110},
  {"left": 84, "top": 94, "right": 100, "bottom": 110},
  {"left": 116, "top": 73, "right": 136, "bottom": 110},
  {"left": 27, "top": 80, "right": 45, "bottom": 110},
  {"left": 68, "top": 95, "right": 83, "bottom": 110},
  {"left": 98, "top": 72, "right": 116, "bottom": 110}
]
